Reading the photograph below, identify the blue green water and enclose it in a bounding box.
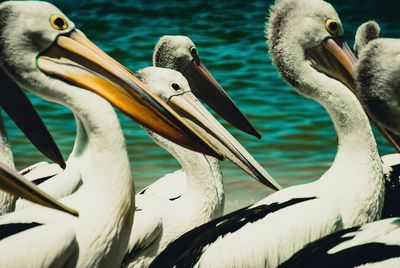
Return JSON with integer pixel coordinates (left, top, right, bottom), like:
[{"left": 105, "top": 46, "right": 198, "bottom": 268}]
[{"left": 5, "top": 0, "right": 400, "bottom": 212}]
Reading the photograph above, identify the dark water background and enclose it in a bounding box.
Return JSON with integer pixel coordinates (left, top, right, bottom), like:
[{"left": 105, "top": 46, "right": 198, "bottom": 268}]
[{"left": 5, "top": 0, "right": 400, "bottom": 212}]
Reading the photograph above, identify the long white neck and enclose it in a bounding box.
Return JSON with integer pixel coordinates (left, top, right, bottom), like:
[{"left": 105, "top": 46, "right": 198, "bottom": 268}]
[
  {"left": 67, "top": 90, "right": 134, "bottom": 203},
  {"left": 306, "top": 68, "right": 384, "bottom": 226},
  {"left": 270, "top": 39, "right": 383, "bottom": 210},
  {"left": 148, "top": 131, "right": 224, "bottom": 216},
  {"left": 34, "top": 79, "right": 134, "bottom": 267}
]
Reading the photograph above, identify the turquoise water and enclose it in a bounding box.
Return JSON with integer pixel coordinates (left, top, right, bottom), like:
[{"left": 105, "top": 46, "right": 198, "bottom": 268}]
[{"left": 5, "top": 0, "right": 400, "bottom": 212}]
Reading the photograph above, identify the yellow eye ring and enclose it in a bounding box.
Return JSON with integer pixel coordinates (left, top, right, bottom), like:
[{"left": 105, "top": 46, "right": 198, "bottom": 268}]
[
  {"left": 325, "top": 19, "right": 339, "bottom": 35},
  {"left": 50, "top": 15, "right": 68, "bottom": 31}
]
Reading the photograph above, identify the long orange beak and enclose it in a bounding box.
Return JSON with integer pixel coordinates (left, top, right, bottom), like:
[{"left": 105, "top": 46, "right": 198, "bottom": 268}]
[{"left": 37, "top": 30, "right": 222, "bottom": 159}]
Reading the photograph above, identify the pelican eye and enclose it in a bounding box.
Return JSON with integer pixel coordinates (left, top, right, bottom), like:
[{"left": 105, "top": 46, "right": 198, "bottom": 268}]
[
  {"left": 190, "top": 47, "right": 198, "bottom": 56},
  {"left": 325, "top": 19, "right": 339, "bottom": 35},
  {"left": 171, "top": 83, "right": 180, "bottom": 91},
  {"left": 190, "top": 47, "right": 201, "bottom": 64},
  {"left": 50, "top": 15, "right": 68, "bottom": 31}
]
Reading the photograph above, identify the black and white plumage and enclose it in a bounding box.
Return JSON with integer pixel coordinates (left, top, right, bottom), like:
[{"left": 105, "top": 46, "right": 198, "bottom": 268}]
[
  {"left": 279, "top": 217, "right": 400, "bottom": 267},
  {"left": 151, "top": 197, "right": 330, "bottom": 267},
  {"left": 0, "top": 1, "right": 224, "bottom": 266},
  {"left": 19, "top": 162, "right": 61, "bottom": 186},
  {"left": 123, "top": 66, "right": 282, "bottom": 267},
  {"left": 150, "top": 0, "right": 384, "bottom": 266},
  {"left": 381, "top": 153, "right": 400, "bottom": 219},
  {"left": 354, "top": 22, "right": 400, "bottom": 219},
  {"left": 123, "top": 68, "right": 224, "bottom": 267},
  {"left": 0, "top": 222, "right": 78, "bottom": 267}
]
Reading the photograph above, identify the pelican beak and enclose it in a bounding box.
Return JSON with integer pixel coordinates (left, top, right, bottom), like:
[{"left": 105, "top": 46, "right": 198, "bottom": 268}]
[
  {"left": 306, "top": 36, "right": 357, "bottom": 92},
  {"left": 37, "top": 30, "right": 221, "bottom": 159},
  {"left": 167, "top": 91, "right": 281, "bottom": 190},
  {"left": 0, "top": 71, "right": 66, "bottom": 169},
  {"left": 0, "top": 161, "right": 78, "bottom": 216},
  {"left": 306, "top": 36, "right": 400, "bottom": 152},
  {"left": 183, "top": 59, "right": 261, "bottom": 139}
]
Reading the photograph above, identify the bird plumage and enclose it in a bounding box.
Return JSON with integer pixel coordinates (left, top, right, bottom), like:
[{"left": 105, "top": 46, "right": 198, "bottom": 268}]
[
  {"left": 0, "top": 2, "right": 215, "bottom": 266},
  {"left": 150, "top": 0, "right": 384, "bottom": 266},
  {"left": 123, "top": 67, "right": 227, "bottom": 267},
  {"left": 279, "top": 218, "right": 400, "bottom": 267}
]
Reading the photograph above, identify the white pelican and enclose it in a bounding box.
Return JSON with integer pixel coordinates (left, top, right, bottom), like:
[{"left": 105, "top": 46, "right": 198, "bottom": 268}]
[
  {"left": 0, "top": 1, "right": 223, "bottom": 266},
  {"left": 279, "top": 217, "right": 400, "bottom": 267},
  {"left": 0, "top": 70, "right": 66, "bottom": 214},
  {"left": 353, "top": 20, "right": 400, "bottom": 152},
  {"left": 153, "top": 35, "right": 261, "bottom": 138},
  {"left": 150, "top": 0, "right": 386, "bottom": 266},
  {"left": 353, "top": 22, "right": 400, "bottom": 219},
  {"left": 122, "top": 66, "right": 279, "bottom": 267},
  {"left": 16, "top": 35, "right": 281, "bottom": 211},
  {"left": 356, "top": 27, "right": 400, "bottom": 139}
]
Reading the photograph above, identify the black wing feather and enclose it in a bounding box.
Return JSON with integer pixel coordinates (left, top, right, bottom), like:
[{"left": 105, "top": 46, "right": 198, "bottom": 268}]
[
  {"left": 150, "top": 197, "right": 316, "bottom": 268},
  {"left": 0, "top": 222, "right": 42, "bottom": 240},
  {"left": 382, "top": 164, "right": 400, "bottom": 218},
  {"left": 279, "top": 226, "right": 400, "bottom": 268},
  {"left": 31, "top": 175, "right": 55, "bottom": 185}
]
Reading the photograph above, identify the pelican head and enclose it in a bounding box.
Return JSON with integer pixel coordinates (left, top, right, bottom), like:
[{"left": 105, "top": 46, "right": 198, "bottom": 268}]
[
  {"left": 0, "top": 1, "right": 222, "bottom": 159},
  {"left": 137, "top": 67, "right": 281, "bottom": 191},
  {"left": 354, "top": 21, "right": 380, "bottom": 58},
  {"left": 267, "top": 0, "right": 356, "bottom": 99},
  {"left": 153, "top": 35, "right": 261, "bottom": 139},
  {"left": 356, "top": 38, "right": 400, "bottom": 135}
]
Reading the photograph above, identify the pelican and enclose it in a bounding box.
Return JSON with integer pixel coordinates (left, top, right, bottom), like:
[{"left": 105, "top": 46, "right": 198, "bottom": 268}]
[
  {"left": 122, "top": 66, "right": 279, "bottom": 267},
  {"left": 16, "top": 35, "right": 281, "bottom": 211},
  {"left": 17, "top": 34, "right": 267, "bottom": 206},
  {"left": 279, "top": 217, "right": 400, "bottom": 267},
  {"left": 355, "top": 23, "right": 400, "bottom": 142},
  {"left": 150, "top": 0, "right": 386, "bottom": 266},
  {"left": 353, "top": 21, "right": 400, "bottom": 219},
  {"left": 353, "top": 21, "right": 400, "bottom": 154},
  {"left": 153, "top": 35, "right": 261, "bottom": 138},
  {"left": 0, "top": 1, "right": 224, "bottom": 266},
  {"left": 0, "top": 70, "right": 66, "bottom": 214}
]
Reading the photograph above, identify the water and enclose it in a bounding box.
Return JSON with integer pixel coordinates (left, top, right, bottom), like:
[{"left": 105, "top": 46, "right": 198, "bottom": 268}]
[{"left": 5, "top": 0, "right": 400, "bottom": 213}]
